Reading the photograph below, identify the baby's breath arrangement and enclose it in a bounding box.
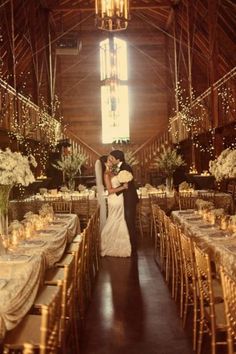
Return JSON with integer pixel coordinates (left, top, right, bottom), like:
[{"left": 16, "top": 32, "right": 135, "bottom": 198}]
[
  {"left": 154, "top": 145, "right": 186, "bottom": 176},
  {"left": 0, "top": 148, "right": 37, "bottom": 186},
  {"left": 52, "top": 150, "right": 88, "bottom": 181},
  {"left": 124, "top": 149, "right": 139, "bottom": 167}
]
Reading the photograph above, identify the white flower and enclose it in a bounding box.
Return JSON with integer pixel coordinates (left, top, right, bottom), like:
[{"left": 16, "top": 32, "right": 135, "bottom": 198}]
[
  {"left": 209, "top": 148, "right": 236, "bottom": 181},
  {"left": 229, "top": 215, "right": 236, "bottom": 226},
  {"left": 117, "top": 170, "right": 133, "bottom": 183},
  {"left": 154, "top": 145, "right": 186, "bottom": 176},
  {"left": 0, "top": 148, "right": 36, "bottom": 186},
  {"left": 195, "top": 198, "right": 214, "bottom": 210},
  {"left": 124, "top": 150, "right": 139, "bottom": 167},
  {"left": 52, "top": 150, "right": 87, "bottom": 179}
]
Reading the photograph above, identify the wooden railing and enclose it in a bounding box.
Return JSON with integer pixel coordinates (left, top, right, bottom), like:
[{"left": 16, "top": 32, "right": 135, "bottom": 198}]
[
  {"left": 169, "top": 67, "right": 236, "bottom": 143},
  {"left": 65, "top": 130, "right": 100, "bottom": 175},
  {"left": 132, "top": 130, "right": 171, "bottom": 185},
  {"left": 0, "top": 78, "right": 100, "bottom": 176}
]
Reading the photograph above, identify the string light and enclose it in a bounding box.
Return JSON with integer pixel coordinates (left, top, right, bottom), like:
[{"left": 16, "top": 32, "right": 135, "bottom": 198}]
[{"left": 217, "top": 85, "right": 236, "bottom": 114}]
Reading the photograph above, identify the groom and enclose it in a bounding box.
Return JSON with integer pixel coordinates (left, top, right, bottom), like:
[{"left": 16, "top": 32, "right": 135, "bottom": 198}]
[{"left": 109, "top": 150, "right": 139, "bottom": 256}]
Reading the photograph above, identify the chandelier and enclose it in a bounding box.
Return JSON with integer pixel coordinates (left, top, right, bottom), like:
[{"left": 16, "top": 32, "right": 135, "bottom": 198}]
[{"left": 95, "top": 0, "right": 129, "bottom": 31}]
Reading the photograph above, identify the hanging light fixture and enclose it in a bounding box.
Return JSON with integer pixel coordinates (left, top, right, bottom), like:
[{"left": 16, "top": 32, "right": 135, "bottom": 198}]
[{"left": 95, "top": 0, "right": 129, "bottom": 31}]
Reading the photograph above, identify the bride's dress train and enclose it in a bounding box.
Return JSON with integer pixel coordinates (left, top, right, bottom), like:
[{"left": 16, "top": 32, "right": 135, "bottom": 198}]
[{"left": 101, "top": 176, "right": 131, "bottom": 257}]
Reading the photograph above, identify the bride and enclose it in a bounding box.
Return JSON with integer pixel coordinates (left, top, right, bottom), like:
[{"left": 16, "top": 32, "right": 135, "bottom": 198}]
[{"left": 95, "top": 156, "right": 131, "bottom": 257}]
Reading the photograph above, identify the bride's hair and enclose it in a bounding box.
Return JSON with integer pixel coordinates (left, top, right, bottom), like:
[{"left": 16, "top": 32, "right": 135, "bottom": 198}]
[{"left": 99, "top": 155, "right": 108, "bottom": 185}]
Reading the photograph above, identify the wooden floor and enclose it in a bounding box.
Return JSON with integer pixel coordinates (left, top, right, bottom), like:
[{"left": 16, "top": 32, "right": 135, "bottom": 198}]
[{"left": 81, "top": 238, "right": 195, "bottom": 354}]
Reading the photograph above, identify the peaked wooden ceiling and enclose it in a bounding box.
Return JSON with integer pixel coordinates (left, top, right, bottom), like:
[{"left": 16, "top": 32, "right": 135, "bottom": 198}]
[{"left": 0, "top": 0, "right": 235, "bottom": 154}]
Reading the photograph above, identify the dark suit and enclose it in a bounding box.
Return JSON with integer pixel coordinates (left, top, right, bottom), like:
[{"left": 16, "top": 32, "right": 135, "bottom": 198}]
[{"left": 118, "top": 162, "right": 139, "bottom": 254}]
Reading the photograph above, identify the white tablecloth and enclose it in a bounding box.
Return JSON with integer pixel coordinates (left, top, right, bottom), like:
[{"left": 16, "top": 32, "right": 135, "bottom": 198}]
[
  {"left": 172, "top": 210, "right": 236, "bottom": 279},
  {"left": 0, "top": 213, "right": 80, "bottom": 339}
]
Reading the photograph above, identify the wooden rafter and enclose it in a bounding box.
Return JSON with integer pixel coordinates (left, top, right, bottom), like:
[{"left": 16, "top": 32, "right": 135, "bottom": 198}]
[{"left": 51, "top": 0, "right": 176, "bottom": 12}]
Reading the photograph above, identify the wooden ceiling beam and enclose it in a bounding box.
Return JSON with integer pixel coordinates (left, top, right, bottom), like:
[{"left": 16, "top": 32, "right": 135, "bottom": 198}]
[{"left": 52, "top": 0, "right": 175, "bottom": 12}]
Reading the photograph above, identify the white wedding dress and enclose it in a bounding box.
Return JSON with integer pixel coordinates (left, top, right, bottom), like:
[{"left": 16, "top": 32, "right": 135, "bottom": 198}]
[{"left": 100, "top": 175, "right": 131, "bottom": 257}]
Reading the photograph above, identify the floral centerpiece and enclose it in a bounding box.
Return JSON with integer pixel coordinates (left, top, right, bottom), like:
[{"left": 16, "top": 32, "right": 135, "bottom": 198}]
[
  {"left": 124, "top": 149, "right": 139, "bottom": 167},
  {"left": 209, "top": 148, "right": 236, "bottom": 181},
  {"left": 52, "top": 150, "right": 88, "bottom": 191},
  {"left": 228, "top": 215, "right": 236, "bottom": 233},
  {"left": 195, "top": 198, "right": 214, "bottom": 217},
  {"left": 207, "top": 208, "right": 225, "bottom": 225},
  {"left": 0, "top": 148, "right": 37, "bottom": 241},
  {"left": 154, "top": 145, "right": 186, "bottom": 191},
  {"left": 78, "top": 184, "right": 87, "bottom": 192},
  {"left": 179, "top": 181, "right": 192, "bottom": 191}
]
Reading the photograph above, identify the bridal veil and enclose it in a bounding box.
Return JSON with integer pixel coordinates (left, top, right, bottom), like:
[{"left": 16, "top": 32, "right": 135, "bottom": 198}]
[{"left": 95, "top": 159, "right": 107, "bottom": 231}]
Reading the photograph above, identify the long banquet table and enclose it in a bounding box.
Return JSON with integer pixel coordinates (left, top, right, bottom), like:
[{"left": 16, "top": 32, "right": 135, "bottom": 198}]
[
  {"left": 9, "top": 195, "right": 98, "bottom": 222},
  {"left": 172, "top": 210, "right": 236, "bottom": 280},
  {"left": 0, "top": 213, "right": 80, "bottom": 340},
  {"left": 139, "top": 190, "right": 233, "bottom": 234}
]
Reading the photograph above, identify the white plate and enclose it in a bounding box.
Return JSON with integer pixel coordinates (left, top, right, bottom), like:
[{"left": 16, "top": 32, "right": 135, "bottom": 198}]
[
  {"left": 186, "top": 217, "right": 202, "bottom": 221},
  {"left": 56, "top": 215, "right": 69, "bottom": 219},
  {"left": 199, "top": 225, "right": 215, "bottom": 229},
  {"left": 179, "top": 210, "right": 194, "bottom": 215}
]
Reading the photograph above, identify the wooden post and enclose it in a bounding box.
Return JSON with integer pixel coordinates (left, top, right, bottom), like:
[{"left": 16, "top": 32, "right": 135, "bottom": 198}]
[
  {"left": 10, "top": 0, "right": 16, "bottom": 90},
  {"left": 187, "top": 0, "right": 195, "bottom": 167},
  {"left": 173, "top": 16, "right": 179, "bottom": 114},
  {"left": 208, "top": 0, "right": 220, "bottom": 128}
]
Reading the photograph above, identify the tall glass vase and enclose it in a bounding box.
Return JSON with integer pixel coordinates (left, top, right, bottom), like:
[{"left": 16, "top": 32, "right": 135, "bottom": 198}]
[
  {"left": 67, "top": 177, "right": 75, "bottom": 192},
  {"left": 166, "top": 175, "right": 173, "bottom": 192},
  {"left": 0, "top": 184, "right": 12, "bottom": 237}
]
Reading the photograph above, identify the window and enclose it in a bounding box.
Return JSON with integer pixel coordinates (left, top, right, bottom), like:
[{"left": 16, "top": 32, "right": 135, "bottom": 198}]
[{"left": 100, "top": 37, "right": 129, "bottom": 144}]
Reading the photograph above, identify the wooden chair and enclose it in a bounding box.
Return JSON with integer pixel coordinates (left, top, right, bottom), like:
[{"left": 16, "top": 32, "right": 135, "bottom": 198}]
[
  {"left": 162, "top": 214, "right": 172, "bottom": 284},
  {"left": 68, "top": 235, "right": 85, "bottom": 324},
  {"left": 41, "top": 253, "right": 79, "bottom": 353},
  {"left": 81, "top": 221, "right": 93, "bottom": 306},
  {"left": 71, "top": 195, "right": 90, "bottom": 230},
  {"left": 156, "top": 208, "right": 168, "bottom": 274},
  {"left": 194, "top": 243, "right": 227, "bottom": 354},
  {"left": 89, "top": 207, "right": 101, "bottom": 281},
  {"left": 3, "top": 283, "right": 62, "bottom": 354},
  {"left": 168, "top": 222, "right": 183, "bottom": 307},
  {"left": 220, "top": 266, "right": 236, "bottom": 354},
  {"left": 149, "top": 193, "right": 168, "bottom": 237},
  {"left": 226, "top": 181, "right": 236, "bottom": 213},
  {"left": 178, "top": 191, "right": 197, "bottom": 210},
  {"left": 149, "top": 192, "right": 168, "bottom": 211},
  {"left": 136, "top": 194, "right": 144, "bottom": 238},
  {"left": 51, "top": 200, "right": 72, "bottom": 214},
  {"left": 151, "top": 204, "right": 161, "bottom": 263},
  {"left": 197, "top": 191, "right": 216, "bottom": 204},
  {"left": 180, "top": 232, "right": 198, "bottom": 351}
]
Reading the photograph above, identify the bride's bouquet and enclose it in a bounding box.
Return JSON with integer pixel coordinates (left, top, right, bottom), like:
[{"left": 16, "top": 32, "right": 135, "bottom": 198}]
[{"left": 117, "top": 170, "right": 133, "bottom": 183}]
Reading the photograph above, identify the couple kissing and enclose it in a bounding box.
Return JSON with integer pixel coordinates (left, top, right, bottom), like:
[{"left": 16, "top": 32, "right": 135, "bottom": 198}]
[{"left": 95, "top": 150, "right": 139, "bottom": 258}]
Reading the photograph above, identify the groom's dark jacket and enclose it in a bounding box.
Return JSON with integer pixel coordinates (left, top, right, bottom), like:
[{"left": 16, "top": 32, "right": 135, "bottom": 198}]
[{"left": 118, "top": 162, "right": 139, "bottom": 205}]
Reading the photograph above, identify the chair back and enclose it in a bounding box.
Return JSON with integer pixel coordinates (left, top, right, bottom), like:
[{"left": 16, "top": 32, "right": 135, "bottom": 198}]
[
  {"left": 180, "top": 232, "right": 197, "bottom": 294},
  {"left": 52, "top": 201, "right": 72, "bottom": 214},
  {"left": 178, "top": 192, "right": 196, "bottom": 210},
  {"left": 41, "top": 282, "right": 62, "bottom": 354},
  {"left": 197, "top": 191, "right": 216, "bottom": 204},
  {"left": 194, "top": 243, "right": 213, "bottom": 305},
  {"left": 149, "top": 192, "right": 168, "bottom": 211},
  {"left": 72, "top": 196, "right": 90, "bottom": 229},
  {"left": 220, "top": 266, "right": 236, "bottom": 353}
]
